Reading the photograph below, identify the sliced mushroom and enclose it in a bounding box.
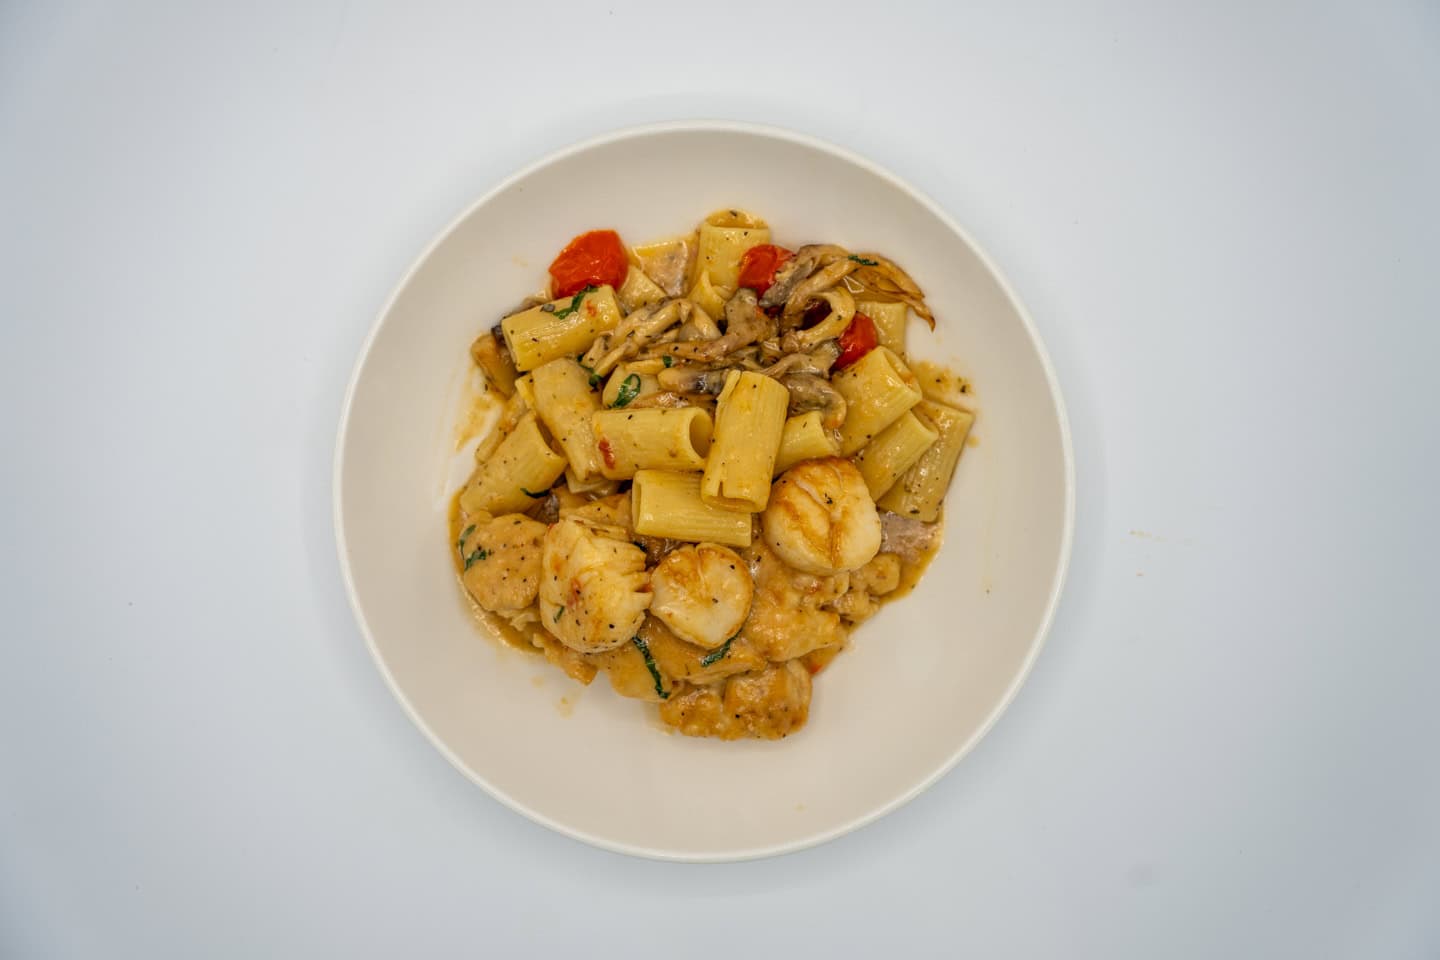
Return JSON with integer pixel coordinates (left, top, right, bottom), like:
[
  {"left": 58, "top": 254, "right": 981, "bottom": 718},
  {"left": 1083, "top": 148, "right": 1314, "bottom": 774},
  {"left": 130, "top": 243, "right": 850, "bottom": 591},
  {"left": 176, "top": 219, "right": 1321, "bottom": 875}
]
[
  {"left": 664, "top": 289, "right": 776, "bottom": 363},
  {"left": 845, "top": 253, "right": 935, "bottom": 328},
  {"left": 759, "top": 244, "right": 850, "bottom": 309},
  {"left": 581, "top": 299, "right": 696, "bottom": 377},
  {"left": 761, "top": 340, "right": 841, "bottom": 379},
  {"left": 781, "top": 373, "right": 847, "bottom": 430}
]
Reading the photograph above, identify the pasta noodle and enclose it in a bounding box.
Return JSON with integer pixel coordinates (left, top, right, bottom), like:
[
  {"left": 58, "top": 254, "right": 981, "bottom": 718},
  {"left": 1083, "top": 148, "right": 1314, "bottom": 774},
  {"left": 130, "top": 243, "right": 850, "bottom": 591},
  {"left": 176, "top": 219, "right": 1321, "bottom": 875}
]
[
  {"left": 773, "top": 411, "right": 840, "bottom": 475},
  {"left": 531, "top": 358, "right": 605, "bottom": 483},
  {"left": 686, "top": 269, "right": 729, "bottom": 320},
  {"left": 701, "top": 370, "right": 789, "bottom": 511},
  {"left": 877, "top": 400, "right": 974, "bottom": 521},
  {"left": 592, "top": 407, "right": 712, "bottom": 479},
  {"left": 458, "top": 412, "right": 566, "bottom": 515},
  {"left": 852, "top": 410, "right": 939, "bottom": 500},
  {"left": 856, "top": 300, "right": 908, "bottom": 354},
  {"left": 831, "top": 346, "right": 923, "bottom": 454},
  {"left": 696, "top": 211, "right": 771, "bottom": 290},
  {"left": 631, "top": 469, "right": 753, "bottom": 547},
  {"left": 600, "top": 363, "right": 661, "bottom": 409},
  {"left": 501, "top": 284, "right": 623, "bottom": 372},
  {"left": 616, "top": 265, "right": 667, "bottom": 313}
]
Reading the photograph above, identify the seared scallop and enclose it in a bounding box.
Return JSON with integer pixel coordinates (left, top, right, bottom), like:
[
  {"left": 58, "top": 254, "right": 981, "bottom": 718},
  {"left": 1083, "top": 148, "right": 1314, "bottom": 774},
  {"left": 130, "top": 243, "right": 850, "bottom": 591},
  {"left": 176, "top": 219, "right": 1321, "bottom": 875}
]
[
  {"left": 539, "top": 518, "right": 651, "bottom": 654},
  {"left": 762, "top": 458, "right": 882, "bottom": 575},
  {"left": 649, "top": 543, "right": 753, "bottom": 649}
]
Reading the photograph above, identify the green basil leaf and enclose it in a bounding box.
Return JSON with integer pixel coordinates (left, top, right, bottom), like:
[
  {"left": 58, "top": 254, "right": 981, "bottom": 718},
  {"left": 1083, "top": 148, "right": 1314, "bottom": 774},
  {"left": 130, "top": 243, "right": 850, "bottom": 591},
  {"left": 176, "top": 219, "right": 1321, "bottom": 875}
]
[
  {"left": 699, "top": 635, "right": 736, "bottom": 667},
  {"left": 610, "top": 373, "right": 641, "bottom": 408},
  {"left": 632, "top": 635, "right": 669, "bottom": 699}
]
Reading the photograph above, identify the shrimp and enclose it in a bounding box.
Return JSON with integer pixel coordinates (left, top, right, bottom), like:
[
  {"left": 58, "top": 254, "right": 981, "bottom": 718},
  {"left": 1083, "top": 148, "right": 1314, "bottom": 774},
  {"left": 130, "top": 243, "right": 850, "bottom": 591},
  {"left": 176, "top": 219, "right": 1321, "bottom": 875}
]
[
  {"left": 649, "top": 543, "right": 754, "bottom": 649},
  {"left": 457, "top": 513, "right": 547, "bottom": 616},
  {"left": 762, "top": 458, "right": 882, "bottom": 575},
  {"left": 539, "top": 518, "right": 651, "bottom": 654}
]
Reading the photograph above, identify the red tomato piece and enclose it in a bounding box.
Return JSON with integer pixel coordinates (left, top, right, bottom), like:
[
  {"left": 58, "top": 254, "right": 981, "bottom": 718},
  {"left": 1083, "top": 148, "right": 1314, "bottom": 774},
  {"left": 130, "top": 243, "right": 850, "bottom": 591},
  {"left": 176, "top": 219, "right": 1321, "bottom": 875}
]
[
  {"left": 736, "top": 244, "right": 794, "bottom": 296},
  {"left": 548, "top": 230, "right": 628, "bottom": 298},
  {"left": 834, "top": 313, "right": 879, "bottom": 370}
]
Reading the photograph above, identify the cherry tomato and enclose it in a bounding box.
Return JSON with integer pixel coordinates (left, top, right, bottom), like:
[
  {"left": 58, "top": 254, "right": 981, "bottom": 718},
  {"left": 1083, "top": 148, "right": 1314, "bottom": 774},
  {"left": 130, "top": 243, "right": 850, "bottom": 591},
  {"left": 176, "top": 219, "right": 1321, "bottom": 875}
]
[
  {"left": 548, "top": 230, "right": 628, "bottom": 298},
  {"left": 834, "top": 312, "right": 879, "bottom": 370},
  {"left": 736, "top": 244, "right": 794, "bottom": 296}
]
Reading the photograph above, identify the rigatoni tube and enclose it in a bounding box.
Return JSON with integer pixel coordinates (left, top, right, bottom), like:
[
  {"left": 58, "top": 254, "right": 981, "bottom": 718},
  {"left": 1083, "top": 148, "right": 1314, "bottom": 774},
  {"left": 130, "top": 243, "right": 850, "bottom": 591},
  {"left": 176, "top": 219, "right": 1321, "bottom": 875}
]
[
  {"left": 855, "top": 300, "right": 908, "bottom": 354},
  {"left": 877, "top": 400, "right": 975, "bottom": 521},
  {"left": 832, "top": 347, "right": 923, "bottom": 455},
  {"left": 500, "top": 285, "right": 622, "bottom": 372},
  {"left": 592, "top": 407, "right": 712, "bottom": 479},
  {"left": 631, "top": 470, "right": 753, "bottom": 548},
  {"left": 458, "top": 412, "right": 566, "bottom": 515},
  {"left": 773, "top": 411, "right": 840, "bottom": 475},
  {"left": 852, "top": 410, "right": 939, "bottom": 500},
  {"left": 531, "top": 358, "right": 604, "bottom": 484},
  {"left": 701, "top": 370, "right": 789, "bottom": 512}
]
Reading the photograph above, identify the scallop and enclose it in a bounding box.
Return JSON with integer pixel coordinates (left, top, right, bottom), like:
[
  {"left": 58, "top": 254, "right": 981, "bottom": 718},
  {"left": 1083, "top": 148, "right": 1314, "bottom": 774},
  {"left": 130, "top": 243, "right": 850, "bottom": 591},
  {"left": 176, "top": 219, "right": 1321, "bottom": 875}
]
[
  {"left": 649, "top": 543, "right": 753, "bottom": 649},
  {"left": 539, "top": 518, "right": 652, "bottom": 654},
  {"left": 761, "top": 457, "right": 882, "bottom": 575}
]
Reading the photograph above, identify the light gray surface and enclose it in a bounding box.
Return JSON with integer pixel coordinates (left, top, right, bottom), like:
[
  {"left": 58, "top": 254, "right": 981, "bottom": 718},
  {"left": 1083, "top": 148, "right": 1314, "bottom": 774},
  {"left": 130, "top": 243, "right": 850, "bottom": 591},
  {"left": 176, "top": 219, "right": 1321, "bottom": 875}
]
[{"left": 2, "top": 1, "right": 1436, "bottom": 956}]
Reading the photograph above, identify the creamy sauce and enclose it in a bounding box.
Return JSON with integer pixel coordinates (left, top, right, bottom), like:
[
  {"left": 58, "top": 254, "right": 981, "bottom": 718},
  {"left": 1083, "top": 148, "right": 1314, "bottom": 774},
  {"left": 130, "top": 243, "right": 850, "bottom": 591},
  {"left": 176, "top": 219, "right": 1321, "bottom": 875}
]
[{"left": 912, "top": 359, "right": 975, "bottom": 408}]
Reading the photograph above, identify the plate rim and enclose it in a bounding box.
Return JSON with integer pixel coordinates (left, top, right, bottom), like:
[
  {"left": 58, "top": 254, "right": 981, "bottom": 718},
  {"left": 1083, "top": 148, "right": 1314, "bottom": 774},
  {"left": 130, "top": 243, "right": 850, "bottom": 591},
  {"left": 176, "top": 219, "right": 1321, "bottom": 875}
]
[{"left": 332, "top": 118, "right": 1077, "bottom": 862}]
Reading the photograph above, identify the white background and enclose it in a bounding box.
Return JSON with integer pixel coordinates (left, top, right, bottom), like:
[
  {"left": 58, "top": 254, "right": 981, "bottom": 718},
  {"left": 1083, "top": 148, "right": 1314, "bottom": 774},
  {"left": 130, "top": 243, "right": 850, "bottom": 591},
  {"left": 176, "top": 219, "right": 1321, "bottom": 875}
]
[{"left": 2, "top": 1, "right": 1437, "bottom": 956}]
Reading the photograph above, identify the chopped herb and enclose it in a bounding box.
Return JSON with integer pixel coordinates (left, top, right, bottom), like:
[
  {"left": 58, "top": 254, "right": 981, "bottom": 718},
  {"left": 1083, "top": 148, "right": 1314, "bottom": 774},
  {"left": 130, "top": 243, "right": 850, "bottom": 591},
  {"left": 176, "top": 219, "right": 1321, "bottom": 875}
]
[
  {"left": 632, "top": 635, "right": 669, "bottom": 699},
  {"left": 610, "top": 373, "right": 641, "bottom": 408},
  {"left": 848, "top": 255, "right": 879, "bottom": 266},
  {"left": 456, "top": 523, "right": 476, "bottom": 552},
  {"left": 662, "top": 355, "right": 673, "bottom": 368},
  {"left": 700, "top": 635, "right": 736, "bottom": 667},
  {"left": 462, "top": 545, "right": 489, "bottom": 570},
  {"left": 576, "top": 359, "right": 601, "bottom": 388},
  {"left": 520, "top": 486, "right": 548, "bottom": 499},
  {"left": 553, "top": 606, "right": 565, "bottom": 623},
  {"left": 551, "top": 285, "right": 597, "bottom": 321}
]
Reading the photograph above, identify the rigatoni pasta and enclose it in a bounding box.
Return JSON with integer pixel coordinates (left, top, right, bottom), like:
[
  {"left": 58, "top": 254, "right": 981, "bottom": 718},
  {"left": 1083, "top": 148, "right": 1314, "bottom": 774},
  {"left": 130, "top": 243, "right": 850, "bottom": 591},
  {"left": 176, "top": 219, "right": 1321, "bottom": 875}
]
[
  {"left": 856, "top": 300, "right": 909, "bottom": 354},
  {"left": 459, "top": 412, "right": 566, "bottom": 515},
  {"left": 832, "top": 347, "right": 923, "bottom": 454},
  {"left": 773, "top": 411, "right": 840, "bottom": 475},
  {"left": 852, "top": 410, "right": 940, "bottom": 500},
  {"left": 877, "top": 400, "right": 975, "bottom": 521},
  {"left": 701, "top": 370, "right": 789, "bottom": 511},
  {"left": 631, "top": 469, "right": 752, "bottom": 547},
  {"left": 593, "top": 407, "right": 712, "bottom": 479},
  {"left": 501, "top": 284, "right": 623, "bottom": 372},
  {"left": 531, "top": 358, "right": 606, "bottom": 483},
  {"left": 449, "top": 213, "right": 976, "bottom": 742},
  {"left": 696, "top": 210, "right": 770, "bottom": 290}
]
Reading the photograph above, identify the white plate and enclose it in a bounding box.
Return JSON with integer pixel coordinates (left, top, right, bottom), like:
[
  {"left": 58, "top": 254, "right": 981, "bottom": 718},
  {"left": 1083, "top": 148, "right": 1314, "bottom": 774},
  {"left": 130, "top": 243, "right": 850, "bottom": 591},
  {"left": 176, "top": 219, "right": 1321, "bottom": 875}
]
[{"left": 334, "top": 121, "right": 1074, "bottom": 861}]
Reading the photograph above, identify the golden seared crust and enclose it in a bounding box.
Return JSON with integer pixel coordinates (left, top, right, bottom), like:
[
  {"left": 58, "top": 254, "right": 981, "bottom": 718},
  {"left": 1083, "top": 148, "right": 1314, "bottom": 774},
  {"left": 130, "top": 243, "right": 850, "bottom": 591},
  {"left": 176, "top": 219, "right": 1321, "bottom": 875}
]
[
  {"left": 762, "top": 458, "right": 882, "bottom": 575},
  {"left": 649, "top": 543, "right": 754, "bottom": 649}
]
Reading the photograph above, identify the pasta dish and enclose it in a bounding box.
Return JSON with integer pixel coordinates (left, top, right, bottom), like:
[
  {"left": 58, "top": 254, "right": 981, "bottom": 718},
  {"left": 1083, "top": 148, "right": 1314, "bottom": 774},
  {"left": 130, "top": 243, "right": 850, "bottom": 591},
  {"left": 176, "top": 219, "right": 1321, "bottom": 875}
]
[{"left": 451, "top": 211, "right": 975, "bottom": 739}]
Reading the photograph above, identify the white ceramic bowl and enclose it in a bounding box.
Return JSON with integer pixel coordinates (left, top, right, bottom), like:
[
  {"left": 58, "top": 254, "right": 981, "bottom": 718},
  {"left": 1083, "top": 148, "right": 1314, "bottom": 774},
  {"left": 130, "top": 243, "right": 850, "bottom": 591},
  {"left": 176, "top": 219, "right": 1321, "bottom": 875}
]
[{"left": 335, "top": 121, "right": 1073, "bottom": 861}]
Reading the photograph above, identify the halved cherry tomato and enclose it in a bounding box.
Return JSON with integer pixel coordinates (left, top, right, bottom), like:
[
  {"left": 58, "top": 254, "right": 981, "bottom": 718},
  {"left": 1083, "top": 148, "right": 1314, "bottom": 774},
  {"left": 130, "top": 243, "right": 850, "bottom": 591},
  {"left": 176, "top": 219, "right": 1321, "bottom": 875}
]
[
  {"left": 736, "top": 244, "right": 794, "bottom": 296},
  {"left": 548, "top": 230, "right": 628, "bottom": 298},
  {"left": 834, "top": 312, "right": 878, "bottom": 370}
]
